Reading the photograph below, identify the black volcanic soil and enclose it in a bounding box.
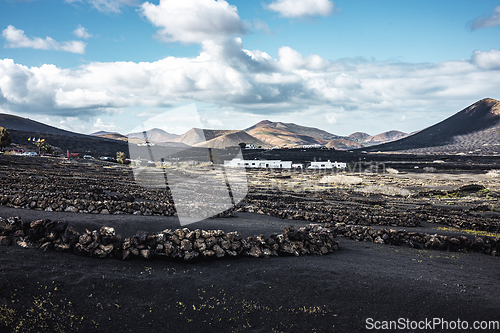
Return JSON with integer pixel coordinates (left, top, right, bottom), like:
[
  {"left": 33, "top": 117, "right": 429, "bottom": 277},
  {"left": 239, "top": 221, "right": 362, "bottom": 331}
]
[
  {"left": 1, "top": 206, "right": 499, "bottom": 333},
  {"left": 0, "top": 155, "right": 499, "bottom": 332}
]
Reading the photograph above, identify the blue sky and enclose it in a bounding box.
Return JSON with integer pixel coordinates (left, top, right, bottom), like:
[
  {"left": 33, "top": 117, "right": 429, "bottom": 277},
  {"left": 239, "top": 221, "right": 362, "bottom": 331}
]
[{"left": 1, "top": 0, "right": 500, "bottom": 136}]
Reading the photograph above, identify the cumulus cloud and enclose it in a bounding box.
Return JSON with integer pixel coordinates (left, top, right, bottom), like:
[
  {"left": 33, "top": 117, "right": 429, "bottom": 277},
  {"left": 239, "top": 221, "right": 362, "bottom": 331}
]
[
  {"left": 73, "top": 25, "right": 92, "bottom": 39},
  {"left": 264, "top": 0, "right": 335, "bottom": 18},
  {"left": 2, "top": 25, "right": 86, "bottom": 54},
  {"left": 277, "top": 46, "right": 329, "bottom": 71},
  {"left": 470, "top": 6, "right": 500, "bottom": 30},
  {"left": 140, "top": 0, "right": 245, "bottom": 44},
  {"left": 91, "top": 118, "right": 122, "bottom": 132},
  {"left": 1, "top": 40, "right": 500, "bottom": 133},
  {"left": 65, "top": 0, "right": 139, "bottom": 13},
  {"left": 471, "top": 49, "right": 500, "bottom": 70}
]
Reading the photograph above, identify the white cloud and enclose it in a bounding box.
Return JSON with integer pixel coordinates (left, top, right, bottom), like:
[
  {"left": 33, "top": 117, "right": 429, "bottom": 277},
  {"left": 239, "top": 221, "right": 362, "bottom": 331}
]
[
  {"left": 73, "top": 25, "right": 92, "bottom": 39},
  {"left": 265, "top": 0, "right": 335, "bottom": 18},
  {"left": 277, "top": 46, "right": 328, "bottom": 71},
  {"left": 140, "top": 0, "right": 245, "bottom": 44},
  {"left": 325, "top": 113, "right": 337, "bottom": 124},
  {"left": 471, "top": 49, "right": 500, "bottom": 70},
  {"left": 91, "top": 118, "right": 122, "bottom": 132},
  {"left": 2, "top": 25, "right": 86, "bottom": 54},
  {"left": 1, "top": 40, "right": 500, "bottom": 134},
  {"left": 470, "top": 6, "right": 500, "bottom": 30},
  {"left": 246, "top": 19, "right": 271, "bottom": 35},
  {"left": 65, "top": 0, "right": 139, "bottom": 13}
]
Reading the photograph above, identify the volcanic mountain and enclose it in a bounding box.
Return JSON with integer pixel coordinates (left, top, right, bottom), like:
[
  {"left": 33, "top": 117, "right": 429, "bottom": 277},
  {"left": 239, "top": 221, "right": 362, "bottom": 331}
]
[
  {"left": 245, "top": 120, "right": 340, "bottom": 142},
  {"left": 0, "top": 114, "right": 88, "bottom": 137},
  {"left": 363, "top": 98, "right": 500, "bottom": 154},
  {"left": 327, "top": 130, "right": 409, "bottom": 150},
  {"left": 174, "top": 128, "right": 238, "bottom": 146},
  {"left": 127, "top": 128, "right": 179, "bottom": 143},
  {"left": 244, "top": 120, "right": 340, "bottom": 147},
  {"left": 0, "top": 113, "right": 128, "bottom": 156},
  {"left": 347, "top": 132, "right": 371, "bottom": 142},
  {"left": 92, "top": 132, "right": 129, "bottom": 142},
  {"left": 325, "top": 139, "right": 363, "bottom": 150},
  {"left": 194, "top": 131, "right": 268, "bottom": 149},
  {"left": 364, "top": 130, "right": 408, "bottom": 143}
]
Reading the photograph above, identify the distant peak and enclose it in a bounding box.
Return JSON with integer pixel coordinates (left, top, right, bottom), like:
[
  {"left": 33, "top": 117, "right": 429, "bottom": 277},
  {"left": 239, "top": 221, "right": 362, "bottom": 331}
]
[
  {"left": 244, "top": 120, "right": 275, "bottom": 132},
  {"left": 255, "top": 120, "right": 273, "bottom": 126},
  {"left": 480, "top": 98, "right": 500, "bottom": 103},
  {"left": 466, "top": 98, "right": 500, "bottom": 116}
]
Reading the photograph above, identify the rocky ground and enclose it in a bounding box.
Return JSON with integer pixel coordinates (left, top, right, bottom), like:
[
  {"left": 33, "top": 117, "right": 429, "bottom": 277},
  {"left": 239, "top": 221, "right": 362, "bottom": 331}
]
[{"left": 0, "top": 155, "right": 499, "bottom": 332}]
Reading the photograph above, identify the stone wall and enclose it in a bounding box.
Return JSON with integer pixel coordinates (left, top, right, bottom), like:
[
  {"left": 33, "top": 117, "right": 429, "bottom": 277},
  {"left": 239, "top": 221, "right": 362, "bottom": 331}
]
[
  {"left": 0, "top": 192, "right": 234, "bottom": 218},
  {"left": 0, "top": 217, "right": 339, "bottom": 261},
  {"left": 330, "top": 223, "right": 500, "bottom": 256}
]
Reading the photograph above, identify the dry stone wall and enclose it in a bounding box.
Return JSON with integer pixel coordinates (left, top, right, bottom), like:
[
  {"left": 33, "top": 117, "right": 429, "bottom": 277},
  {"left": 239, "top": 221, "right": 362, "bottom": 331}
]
[
  {"left": 330, "top": 223, "right": 500, "bottom": 256},
  {"left": 0, "top": 217, "right": 339, "bottom": 261}
]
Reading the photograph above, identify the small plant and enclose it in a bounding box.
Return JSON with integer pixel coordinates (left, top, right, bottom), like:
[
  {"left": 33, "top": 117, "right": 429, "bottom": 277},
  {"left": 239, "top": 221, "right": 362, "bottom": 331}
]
[{"left": 116, "top": 151, "right": 126, "bottom": 164}]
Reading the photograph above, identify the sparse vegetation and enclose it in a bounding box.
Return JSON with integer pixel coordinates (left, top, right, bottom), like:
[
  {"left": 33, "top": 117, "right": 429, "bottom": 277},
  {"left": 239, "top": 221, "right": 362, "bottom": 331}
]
[
  {"left": 437, "top": 226, "right": 500, "bottom": 238},
  {"left": 0, "top": 127, "right": 12, "bottom": 148},
  {"left": 116, "top": 151, "right": 126, "bottom": 164},
  {"left": 319, "top": 174, "right": 363, "bottom": 186},
  {"left": 33, "top": 141, "right": 53, "bottom": 155},
  {"left": 355, "top": 185, "right": 411, "bottom": 197},
  {"left": 486, "top": 169, "right": 500, "bottom": 177}
]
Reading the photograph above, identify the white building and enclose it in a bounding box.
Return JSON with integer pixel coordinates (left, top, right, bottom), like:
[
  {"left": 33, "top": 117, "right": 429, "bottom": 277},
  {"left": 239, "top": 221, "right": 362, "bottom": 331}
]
[
  {"left": 308, "top": 160, "right": 347, "bottom": 169},
  {"left": 302, "top": 144, "right": 324, "bottom": 149},
  {"left": 224, "top": 158, "right": 292, "bottom": 169}
]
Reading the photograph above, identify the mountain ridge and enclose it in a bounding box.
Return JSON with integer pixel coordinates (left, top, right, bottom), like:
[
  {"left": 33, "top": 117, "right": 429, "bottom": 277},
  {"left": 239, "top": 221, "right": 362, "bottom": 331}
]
[
  {"left": 2, "top": 97, "right": 499, "bottom": 153},
  {"left": 363, "top": 98, "right": 500, "bottom": 154}
]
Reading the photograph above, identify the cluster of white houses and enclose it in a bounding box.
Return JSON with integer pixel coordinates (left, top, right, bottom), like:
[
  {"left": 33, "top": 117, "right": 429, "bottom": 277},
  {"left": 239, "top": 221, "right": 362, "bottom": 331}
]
[{"left": 224, "top": 158, "right": 347, "bottom": 169}]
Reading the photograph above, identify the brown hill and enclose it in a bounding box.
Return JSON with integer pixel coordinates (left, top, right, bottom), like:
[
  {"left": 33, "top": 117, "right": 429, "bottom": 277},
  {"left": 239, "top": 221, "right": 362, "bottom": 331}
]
[
  {"left": 246, "top": 126, "right": 329, "bottom": 147},
  {"left": 173, "top": 128, "right": 241, "bottom": 146},
  {"left": 245, "top": 120, "right": 339, "bottom": 141},
  {"left": 347, "top": 132, "right": 371, "bottom": 142},
  {"left": 94, "top": 133, "right": 129, "bottom": 141},
  {"left": 127, "top": 128, "right": 179, "bottom": 143},
  {"left": 194, "top": 131, "right": 268, "bottom": 149},
  {"left": 326, "top": 139, "right": 363, "bottom": 150},
  {"left": 364, "top": 98, "right": 500, "bottom": 154},
  {"left": 365, "top": 130, "right": 408, "bottom": 143}
]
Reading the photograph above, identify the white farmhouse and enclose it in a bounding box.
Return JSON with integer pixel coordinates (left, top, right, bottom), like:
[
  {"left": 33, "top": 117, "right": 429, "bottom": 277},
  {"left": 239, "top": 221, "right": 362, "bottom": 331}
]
[
  {"left": 224, "top": 158, "right": 292, "bottom": 169},
  {"left": 308, "top": 160, "right": 347, "bottom": 169}
]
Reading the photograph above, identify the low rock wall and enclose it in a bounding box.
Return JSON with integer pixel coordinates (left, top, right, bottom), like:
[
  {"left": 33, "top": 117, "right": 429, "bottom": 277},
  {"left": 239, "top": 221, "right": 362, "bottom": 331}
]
[
  {"left": 0, "top": 193, "right": 234, "bottom": 218},
  {"left": 0, "top": 217, "right": 339, "bottom": 260},
  {"left": 330, "top": 223, "right": 500, "bottom": 256}
]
